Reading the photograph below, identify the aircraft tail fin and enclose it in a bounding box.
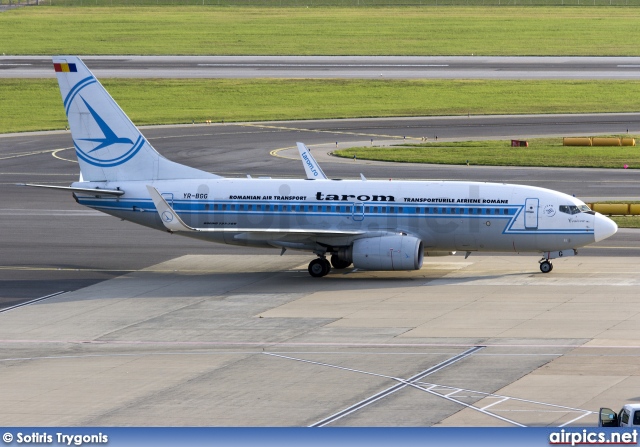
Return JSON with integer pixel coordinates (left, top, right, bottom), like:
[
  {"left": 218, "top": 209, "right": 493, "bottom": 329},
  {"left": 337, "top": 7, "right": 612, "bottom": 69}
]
[{"left": 53, "top": 56, "right": 220, "bottom": 182}]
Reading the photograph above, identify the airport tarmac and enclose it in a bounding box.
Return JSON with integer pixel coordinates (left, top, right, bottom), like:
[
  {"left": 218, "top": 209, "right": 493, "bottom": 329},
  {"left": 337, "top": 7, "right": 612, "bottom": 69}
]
[
  {"left": 2, "top": 116, "right": 640, "bottom": 426},
  {"left": 1, "top": 254, "right": 640, "bottom": 426}
]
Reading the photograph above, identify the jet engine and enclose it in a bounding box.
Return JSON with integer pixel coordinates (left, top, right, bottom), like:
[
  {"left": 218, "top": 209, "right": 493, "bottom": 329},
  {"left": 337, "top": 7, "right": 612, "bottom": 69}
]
[{"left": 348, "top": 235, "right": 424, "bottom": 271}]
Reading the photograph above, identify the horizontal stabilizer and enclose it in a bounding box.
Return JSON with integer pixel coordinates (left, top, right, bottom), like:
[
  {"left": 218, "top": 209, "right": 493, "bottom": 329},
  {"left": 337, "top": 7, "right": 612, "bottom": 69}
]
[{"left": 18, "top": 183, "right": 125, "bottom": 196}]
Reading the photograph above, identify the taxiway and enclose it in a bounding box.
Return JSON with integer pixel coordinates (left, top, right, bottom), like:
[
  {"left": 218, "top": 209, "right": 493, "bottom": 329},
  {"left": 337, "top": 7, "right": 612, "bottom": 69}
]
[{"left": 1, "top": 116, "right": 640, "bottom": 426}]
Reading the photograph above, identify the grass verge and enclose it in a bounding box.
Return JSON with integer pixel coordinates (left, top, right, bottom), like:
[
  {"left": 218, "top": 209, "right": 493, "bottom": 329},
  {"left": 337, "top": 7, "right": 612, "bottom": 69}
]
[
  {"left": 334, "top": 138, "right": 640, "bottom": 169},
  {"left": 610, "top": 216, "right": 640, "bottom": 229},
  {"left": 4, "top": 79, "right": 640, "bottom": 134},
  {"left": 2, "top": 7, "right": 640, "bottom": 56}
]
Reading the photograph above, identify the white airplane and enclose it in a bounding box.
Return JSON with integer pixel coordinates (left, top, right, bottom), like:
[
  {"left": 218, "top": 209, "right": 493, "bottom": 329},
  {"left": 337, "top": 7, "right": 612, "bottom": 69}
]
[{"left": 25, "top": 56, "right": 618, "bottom": 277}]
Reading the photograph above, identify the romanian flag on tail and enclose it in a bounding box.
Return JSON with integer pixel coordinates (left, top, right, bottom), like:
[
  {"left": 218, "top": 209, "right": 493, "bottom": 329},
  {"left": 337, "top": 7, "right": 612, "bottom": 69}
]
[{"left": 53, "top": 62, "right": 77, "bottom": 73}]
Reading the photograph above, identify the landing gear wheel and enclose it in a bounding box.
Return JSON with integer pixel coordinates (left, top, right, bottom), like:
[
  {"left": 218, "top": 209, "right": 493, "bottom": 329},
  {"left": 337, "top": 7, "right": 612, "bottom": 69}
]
[
  {"left": 308, "top": 258, "right": 331, "bottom": 277},
  {"left": 321, "top": 258, "right": 331, "bottom": 275},
  {"left": 540, "top": 260, "right": 553, "bottom": 273},
  {"left": 330, "top": 254, "right": 352, "bottom": 270}
]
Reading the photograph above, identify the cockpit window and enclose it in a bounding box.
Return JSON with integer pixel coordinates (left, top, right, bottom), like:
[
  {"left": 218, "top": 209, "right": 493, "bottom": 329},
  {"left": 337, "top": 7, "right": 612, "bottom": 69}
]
[{"left": 559, "top": 204, "right": 591, "bottom": 215}]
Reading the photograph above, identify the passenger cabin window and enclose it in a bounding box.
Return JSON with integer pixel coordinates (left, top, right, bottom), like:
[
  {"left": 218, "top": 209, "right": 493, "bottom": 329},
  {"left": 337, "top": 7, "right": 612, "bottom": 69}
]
[{"left": 634, "top": 411, "right": 640, "bottom": 426}]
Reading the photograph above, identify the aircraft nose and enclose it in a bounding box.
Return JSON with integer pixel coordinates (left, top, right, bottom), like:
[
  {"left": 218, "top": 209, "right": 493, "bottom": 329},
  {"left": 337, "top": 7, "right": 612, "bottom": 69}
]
[{"left": 594, "top": 212, "right": 618, "bottom": 242}]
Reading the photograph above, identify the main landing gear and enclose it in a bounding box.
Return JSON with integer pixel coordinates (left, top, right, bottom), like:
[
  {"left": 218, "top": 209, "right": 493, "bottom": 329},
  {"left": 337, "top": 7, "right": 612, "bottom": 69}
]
[
  {"left": 308, "top": 254, "right": 353, "bottom": 277},
  {"left": 308, "top": 258, "right": 331, "bottom": 277}
]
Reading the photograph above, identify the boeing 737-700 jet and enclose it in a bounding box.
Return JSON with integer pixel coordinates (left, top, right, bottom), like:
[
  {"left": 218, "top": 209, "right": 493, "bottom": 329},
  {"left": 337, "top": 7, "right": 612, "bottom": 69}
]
[{"left": 24, "top": 56, "right": 618, "bottom": 277}]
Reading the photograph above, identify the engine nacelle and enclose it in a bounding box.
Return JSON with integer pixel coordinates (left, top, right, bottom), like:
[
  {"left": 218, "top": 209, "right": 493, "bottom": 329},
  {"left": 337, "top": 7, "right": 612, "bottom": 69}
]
[{"left": 352, "top": 235, "right": 424, "bottom": 271}]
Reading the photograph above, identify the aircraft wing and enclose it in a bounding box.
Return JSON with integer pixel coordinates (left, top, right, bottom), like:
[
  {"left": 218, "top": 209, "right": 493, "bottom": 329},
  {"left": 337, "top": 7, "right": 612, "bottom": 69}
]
[
  {"left": 146, "top": 186, "right": 364, "bottom": 238},
  {"left": 297, "top": 142, "right": 328, "bottom": 180}
]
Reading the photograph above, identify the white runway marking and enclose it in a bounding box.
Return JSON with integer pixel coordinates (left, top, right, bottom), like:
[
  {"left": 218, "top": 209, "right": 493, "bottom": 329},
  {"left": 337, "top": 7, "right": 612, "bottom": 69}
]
[
  {"left": 427, "top": 277, "right": 640, "bottom": 286},
  {"left": 0, "top": 291, "right": 66, "bottom": 313},
  {"left": 412, "top": 381, "right": 594, "bottom": 427},
  {"left": 258, "top": 348, "right": 593, "bottom": 427},
  {"left": 0, "top": 149, "right": 57, "bottom": 160},
  {"left": 288, "top": 346, "right": 485, "bottom": 427},
  {"left": 0, "top": 209, "right": 105, "bottom": 216},
  {"left": 197, "top": 64, "right": 449, "bottom": 68},
  {"left": 414, "top": 383, "right": 524, "bottom": 426}
]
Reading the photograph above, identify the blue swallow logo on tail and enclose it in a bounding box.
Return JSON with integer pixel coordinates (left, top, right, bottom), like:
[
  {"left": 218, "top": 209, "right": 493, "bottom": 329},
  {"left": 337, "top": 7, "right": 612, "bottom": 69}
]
[
  {"left": 72, "top": 95, "right": 144, "bottom": 168},
  {"left": 78, "top": 97, "right": 133, "bottom": 152}
]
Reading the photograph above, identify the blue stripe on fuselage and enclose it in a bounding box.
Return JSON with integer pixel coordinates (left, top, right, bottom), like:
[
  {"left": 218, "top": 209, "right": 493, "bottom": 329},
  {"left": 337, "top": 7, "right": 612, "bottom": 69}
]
[{"left": 74, "top": 197, "right": 593, "bottom": 235}]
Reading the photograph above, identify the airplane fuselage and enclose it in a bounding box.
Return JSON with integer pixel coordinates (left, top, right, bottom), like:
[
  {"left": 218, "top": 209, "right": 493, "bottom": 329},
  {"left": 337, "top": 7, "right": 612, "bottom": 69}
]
[{"left": 73, "top": 178, "right": 603, "bottom": 254}]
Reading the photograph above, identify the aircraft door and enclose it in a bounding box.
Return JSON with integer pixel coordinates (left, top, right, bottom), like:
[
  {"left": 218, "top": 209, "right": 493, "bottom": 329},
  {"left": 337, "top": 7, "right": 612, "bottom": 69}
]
[
  {"left": 525, "top": 198, "right": 539, "bottom": 230},
  {"left": 352, "top": 202, "right": 364, "bottom": 221},
  {"left": 162, "top": 193, "right": 174, "bottom": 207}
]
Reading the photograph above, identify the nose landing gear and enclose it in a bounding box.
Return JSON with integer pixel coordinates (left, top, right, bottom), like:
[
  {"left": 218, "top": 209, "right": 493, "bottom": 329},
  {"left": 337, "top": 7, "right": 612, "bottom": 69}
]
[
  {"left": 538, "top": 249, "right": 578, "bottom": 273},
  {"left": 539, "top": 260, "right": 553, "bottom": 273}
]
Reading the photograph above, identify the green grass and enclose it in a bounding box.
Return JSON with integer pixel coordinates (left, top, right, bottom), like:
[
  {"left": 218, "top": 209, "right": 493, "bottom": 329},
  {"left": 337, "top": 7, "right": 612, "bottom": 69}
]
[
  {"left": 34, "top": 0, "right": 640, "bottom": 5},
  {"left": 3, "top": 6, "right": 640, "bottom": 55},
  {"left": 5, "top": 78, "right": 640, "bottom": 134},
  {"left": 611, "top": 216, "right": 640, "bottom": 228},
  {"left": 334, "top": 137, "right": 640, "bottom": 168}
]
